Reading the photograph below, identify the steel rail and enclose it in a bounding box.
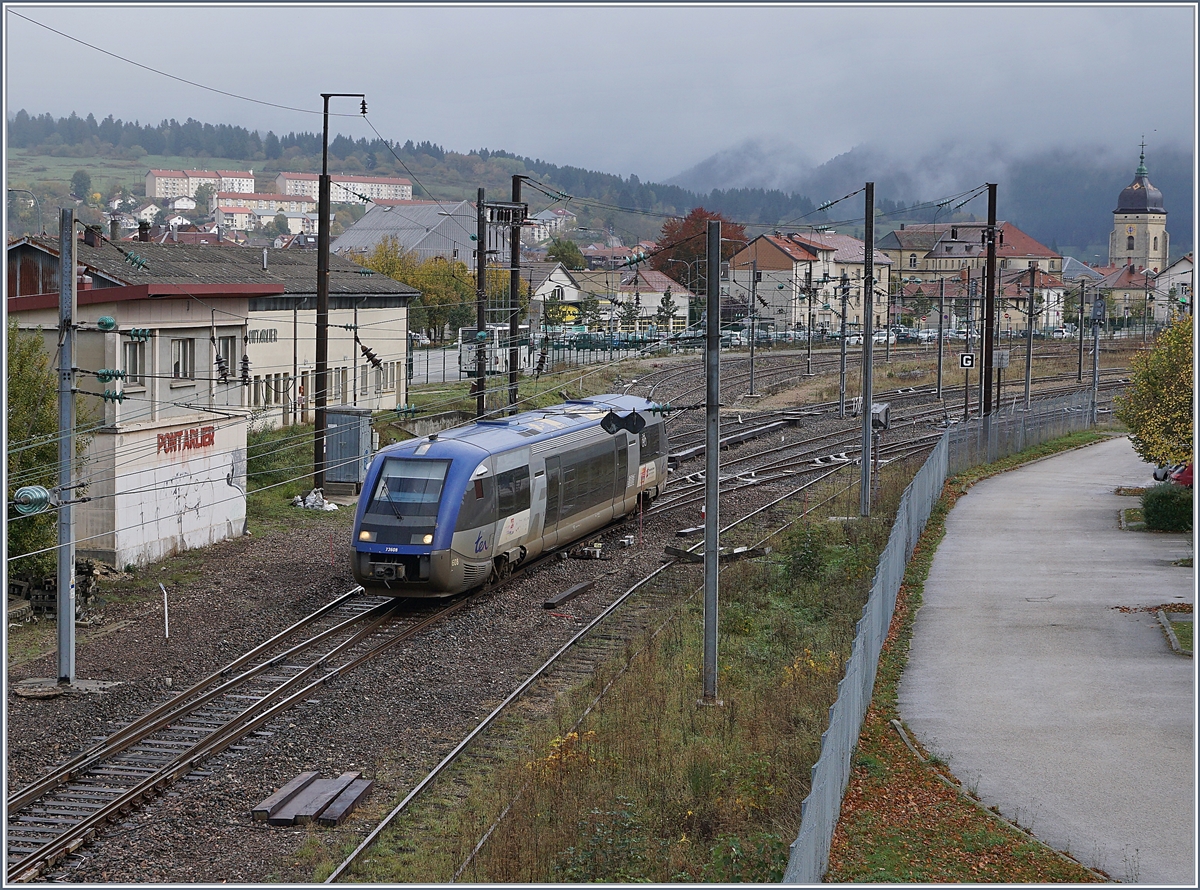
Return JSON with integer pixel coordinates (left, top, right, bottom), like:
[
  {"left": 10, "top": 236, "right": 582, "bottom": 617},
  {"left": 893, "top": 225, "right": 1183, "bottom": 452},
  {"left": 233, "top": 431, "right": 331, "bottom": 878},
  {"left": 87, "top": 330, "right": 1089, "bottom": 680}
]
[
  {"left": 7, "top": 587, "right": 369, "bottom": 814},
  {"left": 6, "top": 591, "right": 487, "bottom": 883}
]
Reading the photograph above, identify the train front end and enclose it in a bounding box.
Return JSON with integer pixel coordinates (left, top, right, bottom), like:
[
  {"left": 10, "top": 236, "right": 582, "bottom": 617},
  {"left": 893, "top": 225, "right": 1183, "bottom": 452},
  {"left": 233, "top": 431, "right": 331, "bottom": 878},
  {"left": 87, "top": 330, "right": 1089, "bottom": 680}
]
[{"left": 351, "top": 437, "right": 485, "bottom": 596}]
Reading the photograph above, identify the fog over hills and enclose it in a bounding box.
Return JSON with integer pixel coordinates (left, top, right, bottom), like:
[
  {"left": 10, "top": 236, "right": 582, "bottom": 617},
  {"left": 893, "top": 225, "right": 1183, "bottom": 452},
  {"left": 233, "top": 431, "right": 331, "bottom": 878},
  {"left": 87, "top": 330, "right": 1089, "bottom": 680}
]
[{"left": 668, "top": 138, "right": 1194, "bottom": 260}]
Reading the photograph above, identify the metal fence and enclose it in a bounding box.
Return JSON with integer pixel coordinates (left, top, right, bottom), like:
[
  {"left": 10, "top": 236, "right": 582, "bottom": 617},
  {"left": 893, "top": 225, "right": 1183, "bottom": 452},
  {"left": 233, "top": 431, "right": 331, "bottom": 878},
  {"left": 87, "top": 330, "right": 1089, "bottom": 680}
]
[{"left": 783, "top": 388, "right": 1100, "bottom": 883}]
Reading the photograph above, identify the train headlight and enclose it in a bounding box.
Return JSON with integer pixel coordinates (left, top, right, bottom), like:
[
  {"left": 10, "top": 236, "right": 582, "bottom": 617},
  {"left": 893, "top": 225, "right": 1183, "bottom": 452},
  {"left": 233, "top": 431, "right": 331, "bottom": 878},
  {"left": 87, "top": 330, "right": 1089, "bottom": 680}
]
[
  {"left": 423, "top": 533, "right": 433, "bottom": 545},
  {"left": 358, "top": 530, "right": 377, "bottom": 542}
]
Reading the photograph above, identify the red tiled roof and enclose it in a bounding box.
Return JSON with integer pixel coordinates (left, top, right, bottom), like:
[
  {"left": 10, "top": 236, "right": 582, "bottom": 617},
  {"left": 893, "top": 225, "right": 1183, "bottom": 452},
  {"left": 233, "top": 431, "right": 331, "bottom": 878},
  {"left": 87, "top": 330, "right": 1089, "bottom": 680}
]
[
  {"left": 147, "top": 169, "right": 186, "bottom": 177},
  {"left": 216, "top": 170, "right": 253, "bottom": 177},
  {"left": 278, "top": 172, "right": 412, "bottom": 185}
]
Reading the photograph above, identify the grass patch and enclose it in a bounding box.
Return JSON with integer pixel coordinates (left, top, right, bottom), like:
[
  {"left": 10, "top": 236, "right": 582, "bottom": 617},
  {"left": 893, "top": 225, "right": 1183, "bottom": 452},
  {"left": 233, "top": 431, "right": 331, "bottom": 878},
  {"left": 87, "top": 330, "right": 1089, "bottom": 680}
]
[
  {"left": 1169, "top": 620, "right": 1192, "bottom": 653},
  {"left": 1123, "top": 507, "right": 1145, "bottom": 527}
]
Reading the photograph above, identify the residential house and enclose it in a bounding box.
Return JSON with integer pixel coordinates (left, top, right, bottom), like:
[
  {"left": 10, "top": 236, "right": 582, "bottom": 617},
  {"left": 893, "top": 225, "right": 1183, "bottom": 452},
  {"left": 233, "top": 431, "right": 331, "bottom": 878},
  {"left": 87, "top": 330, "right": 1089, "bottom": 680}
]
[
  {"left": 1154, "top": 252, "right": 1193, "bottom": 321},
  {"left": 565, "top": 269, "right": 693, "bottom": 336},
  {"left": 170, "top": 196, "right": 198, "bottom": 213},
  {"left": 132, "top": 202, "right": 162, "bottom": 224},
  {"left": 214, "top": 206, "right": 255, "bottom": 231}
]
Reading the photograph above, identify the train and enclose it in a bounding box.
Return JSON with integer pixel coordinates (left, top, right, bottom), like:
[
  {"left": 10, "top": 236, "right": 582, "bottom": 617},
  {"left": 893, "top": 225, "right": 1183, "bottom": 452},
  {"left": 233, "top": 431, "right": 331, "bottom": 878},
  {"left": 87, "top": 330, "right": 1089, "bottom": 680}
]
[{"left": 350, "top": 394, "right": 669, "bottom": 596}]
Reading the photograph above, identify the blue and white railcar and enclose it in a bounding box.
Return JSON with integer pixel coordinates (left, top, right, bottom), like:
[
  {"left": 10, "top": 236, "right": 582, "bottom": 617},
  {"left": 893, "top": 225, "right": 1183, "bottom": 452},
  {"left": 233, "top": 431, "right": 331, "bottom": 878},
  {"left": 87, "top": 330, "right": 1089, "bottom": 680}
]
[{"left": 351, "top": 395, "right": 668, "bottom": 596}]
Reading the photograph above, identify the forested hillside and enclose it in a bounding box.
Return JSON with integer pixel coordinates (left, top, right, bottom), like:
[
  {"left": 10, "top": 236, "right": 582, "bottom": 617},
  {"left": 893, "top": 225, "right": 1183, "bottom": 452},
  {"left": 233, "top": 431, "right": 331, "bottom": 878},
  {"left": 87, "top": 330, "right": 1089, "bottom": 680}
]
[{"left": 7, "top": 109, "right": 1191, "bottom": 261}]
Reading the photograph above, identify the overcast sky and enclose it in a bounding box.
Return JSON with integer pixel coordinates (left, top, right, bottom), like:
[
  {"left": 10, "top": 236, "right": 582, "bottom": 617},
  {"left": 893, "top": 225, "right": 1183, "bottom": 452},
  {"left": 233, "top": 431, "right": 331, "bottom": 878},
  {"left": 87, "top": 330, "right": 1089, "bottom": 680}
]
[{"left": 4, "top": 3, "right": 1196, "bottom": 183}]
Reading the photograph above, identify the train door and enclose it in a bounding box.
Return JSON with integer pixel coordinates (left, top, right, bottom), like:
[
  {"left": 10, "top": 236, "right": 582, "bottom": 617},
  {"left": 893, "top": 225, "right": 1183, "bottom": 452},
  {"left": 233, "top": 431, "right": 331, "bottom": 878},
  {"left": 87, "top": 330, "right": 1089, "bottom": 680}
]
[
  {"left": 615, "top": 437, "right": 631, "bottom": 512},
  {"left": 543, "top": 455, "right": 561, "bottom": 549}
]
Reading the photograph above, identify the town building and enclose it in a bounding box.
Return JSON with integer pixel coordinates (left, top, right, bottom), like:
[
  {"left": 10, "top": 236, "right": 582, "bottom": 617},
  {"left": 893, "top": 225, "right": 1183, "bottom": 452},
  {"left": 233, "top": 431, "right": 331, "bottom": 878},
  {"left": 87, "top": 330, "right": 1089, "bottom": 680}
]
[
  {"left": 7, "top": 234, "right": 264, "bottom": 568},
  {"left": 212, "top": 192, "right": 318, "bottom": 214},
  {"left": 275, "top": 172, "right": 413, "bottom": 203},
  {"left": 876, "top": 221, "right": 1062, "bottom": 279},
  {"left": 727, "top": 231, "right": 893, "bottom": 334},
  {"left": 7, "top": 233, "right": 421, "bottom": 568},
  {"left": 145, "top": 169, "right": 255, "bottom": 199},
  {"left": 525, "top": 208, "right": 577, "bottom": 244},
  {"left": 1108, "top": 145, "right": 1169, "bottom": 273}
]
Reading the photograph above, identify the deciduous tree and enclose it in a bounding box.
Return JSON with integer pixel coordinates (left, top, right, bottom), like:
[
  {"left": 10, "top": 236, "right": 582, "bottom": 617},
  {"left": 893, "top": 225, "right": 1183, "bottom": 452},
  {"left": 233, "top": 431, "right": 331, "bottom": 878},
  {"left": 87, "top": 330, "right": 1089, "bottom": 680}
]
[
  {"left": 546, "top": 237, "right": 585, "bottom": 270},
  {"left": 6, "top": 322, "right": 92, "bottom": 578},
  {"left": 1114, "top": 315, "right": 1193, "bottom": 465},
  {"left": 649, "top": 207, "right": 745, "bottom": 312}
]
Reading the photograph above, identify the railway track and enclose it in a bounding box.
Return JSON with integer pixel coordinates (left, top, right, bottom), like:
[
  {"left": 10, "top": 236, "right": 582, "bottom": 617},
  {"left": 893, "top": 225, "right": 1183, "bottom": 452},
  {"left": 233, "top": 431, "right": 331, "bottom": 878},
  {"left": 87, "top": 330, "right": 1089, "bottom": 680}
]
[
  {"left": 4, "top": 589, "right": 484, "bottom": 883},
  {"left": 323, "top": 454, "right": 867, "bottom": 883}
]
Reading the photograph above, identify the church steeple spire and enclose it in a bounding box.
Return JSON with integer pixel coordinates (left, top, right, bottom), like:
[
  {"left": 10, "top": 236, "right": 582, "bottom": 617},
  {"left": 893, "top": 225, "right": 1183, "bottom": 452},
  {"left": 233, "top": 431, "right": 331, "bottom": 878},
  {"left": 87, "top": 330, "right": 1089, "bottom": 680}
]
[{"left": 1137, "top": 138, "right": 1148, "bottom": 176}]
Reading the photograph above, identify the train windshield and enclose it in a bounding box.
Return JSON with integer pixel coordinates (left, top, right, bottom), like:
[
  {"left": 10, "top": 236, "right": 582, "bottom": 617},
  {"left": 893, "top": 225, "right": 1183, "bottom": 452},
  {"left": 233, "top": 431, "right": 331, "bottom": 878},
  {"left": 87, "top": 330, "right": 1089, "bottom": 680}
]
[{"left": 366, "top": 459, "right": 449, "bottom": 519}]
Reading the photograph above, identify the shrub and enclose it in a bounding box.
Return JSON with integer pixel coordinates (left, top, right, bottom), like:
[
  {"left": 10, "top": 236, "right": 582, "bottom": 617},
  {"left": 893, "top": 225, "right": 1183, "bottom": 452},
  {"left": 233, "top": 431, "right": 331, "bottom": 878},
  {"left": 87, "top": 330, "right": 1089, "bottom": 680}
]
[{"left": 1141, "top": 482, "right": 1193, "bottom": 531}]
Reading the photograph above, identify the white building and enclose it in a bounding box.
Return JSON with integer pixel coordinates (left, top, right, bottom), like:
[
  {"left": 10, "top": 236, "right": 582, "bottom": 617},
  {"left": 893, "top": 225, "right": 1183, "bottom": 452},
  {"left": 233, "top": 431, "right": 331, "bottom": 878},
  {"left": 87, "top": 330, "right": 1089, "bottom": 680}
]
[
  {"left": 213, "top": 192, "right": 317, "bottom": 214},
  {"left": 7, "top": 235, "right": 263, "bottom": 568},
  {"left": 145, "top": 168, "right": 254, "bottom": 199},
  {"left": 275, "top": 172, "right": 413, "bottom": 203},
  {"left": 214, "top": 206, "right": 254, "bottom": 230}
]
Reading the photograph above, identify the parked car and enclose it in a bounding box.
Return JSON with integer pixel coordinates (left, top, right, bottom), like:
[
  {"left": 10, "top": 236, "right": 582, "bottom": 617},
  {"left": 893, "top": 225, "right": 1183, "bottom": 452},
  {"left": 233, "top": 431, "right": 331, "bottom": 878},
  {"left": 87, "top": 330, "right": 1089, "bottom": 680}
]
[
  {"left": 1169, "top": 463, "right": 1193, "bottom": 488},
  {"left": 872, "top": 330, "right": 896, "bottom": 345},
  {"left": 1050, "top": 328, "right": 1071, "bottom": 339},
  {"left": 846, "top": 333, "right": 864, "bottom": 346},
  {"left": 917, "top": 329, "right": 939, "bottom": 343}
]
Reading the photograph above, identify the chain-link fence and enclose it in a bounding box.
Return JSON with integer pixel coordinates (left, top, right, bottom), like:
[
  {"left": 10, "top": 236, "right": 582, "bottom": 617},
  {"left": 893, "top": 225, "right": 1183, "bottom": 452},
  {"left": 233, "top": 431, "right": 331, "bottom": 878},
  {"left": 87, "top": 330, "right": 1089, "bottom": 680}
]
[{"left": 784, "top": 388, "right": 1100, "bottom": 883}]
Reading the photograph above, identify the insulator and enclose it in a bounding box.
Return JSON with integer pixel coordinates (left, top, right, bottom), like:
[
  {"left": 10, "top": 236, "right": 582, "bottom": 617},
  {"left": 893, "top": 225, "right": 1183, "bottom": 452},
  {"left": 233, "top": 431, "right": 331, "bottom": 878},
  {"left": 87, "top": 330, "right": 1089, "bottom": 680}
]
[{"left": 13, "top": 485, "right": 51, "bottom": 516}]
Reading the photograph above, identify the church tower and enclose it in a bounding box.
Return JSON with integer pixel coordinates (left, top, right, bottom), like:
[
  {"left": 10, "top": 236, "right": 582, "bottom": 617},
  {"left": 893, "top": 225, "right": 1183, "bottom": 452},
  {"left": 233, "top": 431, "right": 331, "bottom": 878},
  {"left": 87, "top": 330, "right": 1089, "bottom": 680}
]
[{"left": 1109, "top": 142, "right": 1168, "bottom": 272}]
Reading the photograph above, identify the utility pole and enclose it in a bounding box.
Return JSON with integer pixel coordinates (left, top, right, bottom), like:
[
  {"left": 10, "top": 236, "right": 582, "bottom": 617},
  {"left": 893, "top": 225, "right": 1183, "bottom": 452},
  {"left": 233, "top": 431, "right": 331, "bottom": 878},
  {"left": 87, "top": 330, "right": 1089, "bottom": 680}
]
[
  {"left": 476, "top": 188, "right": 487, "bottom": 417},
  {"left": 702, "top": 219, "right": 721, "bottom": 705},
  {"left": 1077, "top": 281, "right": 1086, "bottom": 382},
  {"left": 936, "top": 276, "right": 945, "bottom": 400},
  {"left": 748, "top": 257, "right": 757, "bottom": 396},
  {"left": 838, "top": 272, "right": 849, "bottom": 418},
  {"left": 860, "top": 182, "right": 874, "bottom": 517},
  {"left": 57, "top": 207, "right": 77, "bottom": 685},
  {"left": 508, "top": 175, "right": 524, "bottom": 412},
  {"left": 315, "top": 92, "right": 366, "bottom": 491},
  {"left": 964, "top": 276, "right": 974, "bottom": 420},
  {"left": 805, "top": 265, "right": 813, "bottom": 375},
  {"left": 1024, "top": 262, "right": 1035, "bottom": 409},
  {"left": 981, "top": 183, "right": 998, "bottom": 418},
  {"left": 1091, "top": 310, "right": 1102, "bottom": 424}
]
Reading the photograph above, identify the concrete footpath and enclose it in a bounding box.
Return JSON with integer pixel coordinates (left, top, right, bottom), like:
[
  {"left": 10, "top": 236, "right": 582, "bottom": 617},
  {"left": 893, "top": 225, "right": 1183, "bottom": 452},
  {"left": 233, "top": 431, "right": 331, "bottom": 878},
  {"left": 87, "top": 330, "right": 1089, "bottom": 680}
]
[{"left": 898, "top": 436, "right": 1194, "bottom": 885}]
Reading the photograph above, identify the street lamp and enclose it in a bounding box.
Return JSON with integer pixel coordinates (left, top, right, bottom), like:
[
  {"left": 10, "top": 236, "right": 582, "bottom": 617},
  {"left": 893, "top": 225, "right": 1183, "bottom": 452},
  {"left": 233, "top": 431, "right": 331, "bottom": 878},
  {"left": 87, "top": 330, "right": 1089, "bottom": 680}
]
[{"left": 8, "top": 187, "right": 43, "bottom": 235}]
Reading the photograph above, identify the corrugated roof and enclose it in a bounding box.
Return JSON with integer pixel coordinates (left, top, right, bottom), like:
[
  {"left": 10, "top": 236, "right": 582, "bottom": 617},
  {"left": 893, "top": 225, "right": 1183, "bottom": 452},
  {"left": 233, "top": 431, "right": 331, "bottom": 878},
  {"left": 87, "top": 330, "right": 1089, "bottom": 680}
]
[
  {"left": 18, "top": 235, "right": 418, "bottom": 298},
  {"left": 330, "top": 200, "right": 483, "bottom": 259}
]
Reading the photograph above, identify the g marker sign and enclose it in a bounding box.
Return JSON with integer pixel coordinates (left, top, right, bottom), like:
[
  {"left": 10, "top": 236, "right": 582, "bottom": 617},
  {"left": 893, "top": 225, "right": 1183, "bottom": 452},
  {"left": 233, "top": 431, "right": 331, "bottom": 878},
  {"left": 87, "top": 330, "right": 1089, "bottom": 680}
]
[{"left": 959, "top": 353, "right": 976, "bottom": 369}]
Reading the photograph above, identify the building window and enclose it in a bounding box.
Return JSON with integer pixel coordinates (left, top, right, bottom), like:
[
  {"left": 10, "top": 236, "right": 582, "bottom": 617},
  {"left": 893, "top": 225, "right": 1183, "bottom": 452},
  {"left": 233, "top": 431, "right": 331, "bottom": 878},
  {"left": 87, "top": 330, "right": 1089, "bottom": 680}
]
[
  {"left": 1127, "top": 235, "right": 1135, "bottom": 251},
  {"left": 909, "top": 254, "right": 917, "bottom": 269},
  {"left": 124, "top": 341, "right": 146, "bottom": 386},
  {"left": 1153, "top": 236, "right": 1158, "bottom": 251},
  {"left": 216, "top": 335, "right": 236, "bottom": 381},
  {"left": 360, "top": 364, "right": 369, "bottom": 397},
  {"left": 171, "top": 338, "right": 195, "bottom": 379}
]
